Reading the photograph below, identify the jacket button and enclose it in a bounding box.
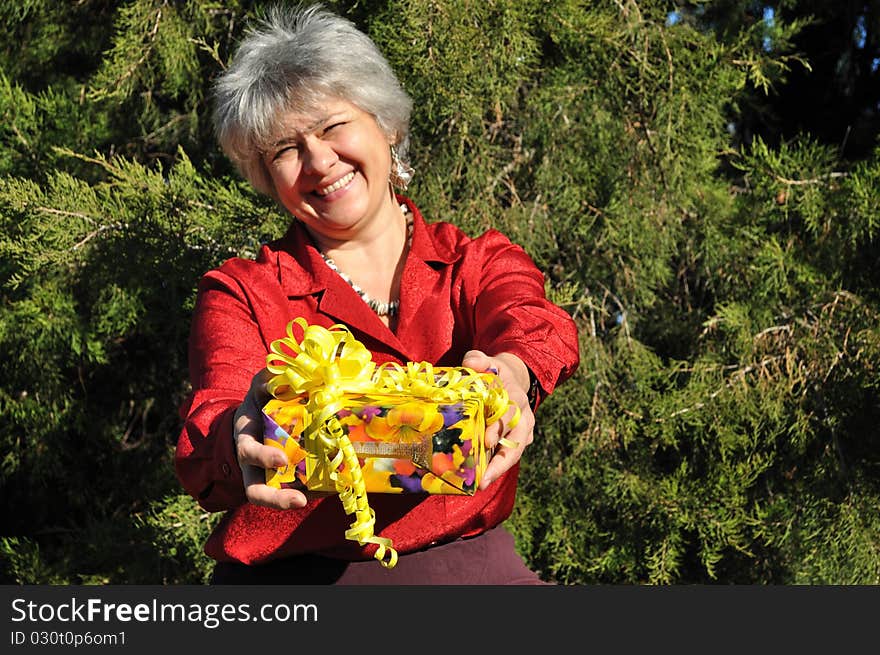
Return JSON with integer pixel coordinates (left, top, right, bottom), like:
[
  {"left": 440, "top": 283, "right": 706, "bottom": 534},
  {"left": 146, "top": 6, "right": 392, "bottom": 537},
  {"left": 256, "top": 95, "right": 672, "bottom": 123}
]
[{"left": 221, "top": 463, "right": 231, "bottom": 476}]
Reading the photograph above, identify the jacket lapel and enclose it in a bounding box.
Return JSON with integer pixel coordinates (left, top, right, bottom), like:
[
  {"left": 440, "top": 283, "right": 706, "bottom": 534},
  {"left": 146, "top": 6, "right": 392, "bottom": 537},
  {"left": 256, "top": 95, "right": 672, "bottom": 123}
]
[
  {"left": 275, "top": 200, "right": 461, "bottom": 364},
  {"left": 393, "top": 199, "right": 461, "bottom": 363},
  {"left": 275, "top": 219, "right": 407, "bottom": 356}
]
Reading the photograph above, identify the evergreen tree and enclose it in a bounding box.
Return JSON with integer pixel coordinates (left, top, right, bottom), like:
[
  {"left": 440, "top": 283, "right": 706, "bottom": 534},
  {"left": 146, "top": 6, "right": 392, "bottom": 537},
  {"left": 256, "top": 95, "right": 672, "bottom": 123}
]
[{"left": 1, "top": 0, "right": 877, "bottom": 584}]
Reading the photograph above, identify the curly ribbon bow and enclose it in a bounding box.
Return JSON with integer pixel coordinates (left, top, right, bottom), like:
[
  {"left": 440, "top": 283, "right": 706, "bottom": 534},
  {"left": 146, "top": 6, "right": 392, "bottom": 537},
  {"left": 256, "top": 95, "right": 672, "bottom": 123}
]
[{"left": 265, "top": 318, "right": 520, "bottom": 568}]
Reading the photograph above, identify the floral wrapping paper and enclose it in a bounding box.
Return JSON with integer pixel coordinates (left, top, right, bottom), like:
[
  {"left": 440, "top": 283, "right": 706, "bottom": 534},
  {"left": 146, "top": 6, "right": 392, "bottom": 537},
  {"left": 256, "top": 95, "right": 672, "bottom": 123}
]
[{"left": 263, "top": 391, "right": 490, "bottom": 495}]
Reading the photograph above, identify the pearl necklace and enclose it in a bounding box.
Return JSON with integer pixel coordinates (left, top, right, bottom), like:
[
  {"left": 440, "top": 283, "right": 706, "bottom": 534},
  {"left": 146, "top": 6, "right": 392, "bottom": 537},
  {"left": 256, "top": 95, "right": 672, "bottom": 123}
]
[{"left": 320, "top": 206, "right": 413, "bottom": 318}]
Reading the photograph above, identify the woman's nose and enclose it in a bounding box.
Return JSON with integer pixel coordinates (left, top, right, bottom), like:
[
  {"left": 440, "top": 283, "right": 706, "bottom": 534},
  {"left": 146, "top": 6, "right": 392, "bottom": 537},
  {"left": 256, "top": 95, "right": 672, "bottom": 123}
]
[{"left": 301, "top": 137, "right": 338, "bottom": 174}]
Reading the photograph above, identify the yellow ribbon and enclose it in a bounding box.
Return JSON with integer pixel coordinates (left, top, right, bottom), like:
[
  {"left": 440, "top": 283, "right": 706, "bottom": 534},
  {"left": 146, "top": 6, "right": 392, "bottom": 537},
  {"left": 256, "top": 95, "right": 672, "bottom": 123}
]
[{"left": 265, "top": 318, "right": 520, "bottom": 568}]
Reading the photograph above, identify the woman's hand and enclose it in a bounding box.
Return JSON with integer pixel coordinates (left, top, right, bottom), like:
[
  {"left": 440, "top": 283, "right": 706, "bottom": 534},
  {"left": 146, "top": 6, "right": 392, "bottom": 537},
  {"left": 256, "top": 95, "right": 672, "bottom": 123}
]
[
  {"left": 461, "top": 350, "right": 536, "bottom": 490},
  {"left": 232, "top": 369, "right": 309, "bottom": 510}
]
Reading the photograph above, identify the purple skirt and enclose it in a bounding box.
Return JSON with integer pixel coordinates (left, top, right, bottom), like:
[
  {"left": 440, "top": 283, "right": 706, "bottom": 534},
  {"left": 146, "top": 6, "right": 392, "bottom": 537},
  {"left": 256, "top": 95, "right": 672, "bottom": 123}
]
[{"left": 211, "top": 525, "right": 550, "bottom": 585}]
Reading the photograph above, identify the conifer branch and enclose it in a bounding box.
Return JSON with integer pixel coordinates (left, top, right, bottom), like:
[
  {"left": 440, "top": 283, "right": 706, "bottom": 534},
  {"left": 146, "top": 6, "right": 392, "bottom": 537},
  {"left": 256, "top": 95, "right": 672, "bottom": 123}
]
[
  {"left": 120, "top": 398, "right": 155, "bottom": 450},
  {"left": 139, "top": 113, "right": 190, "bottom": 144},
  {"left": 612, "top": 0, "right": 644, "bottom": 23},
  {"left": 52, "top": 147, "right": 120, "bottom": 175},
  {"left": 120, "top": 5, "right": 164, "bottom": 85},
  {"left": 484, "top": 136, "right": 527, "bottom": 196},
  {"left": 774, "top": 171, "right": 847, "bottom": 186},
  {"left": 92, "top": 3, "right": 165, "bottom": 98},
  {"left": 35, "top": 207, "right": 99, "bottom": 223},
  {"left": 658, "top": 355, "right": 787, "bottom": 422},
  {"left": 10, "top": 123, "right": 33, "bottom": 153},
  {"left": 72, "top": 223, "right": 122, "bottom": 251},
  {"left": 33, "top": 207, "right": 123, "bottom": 250},
  {"left": 190, "top": 37, "right": 225, "bottom": 69}
]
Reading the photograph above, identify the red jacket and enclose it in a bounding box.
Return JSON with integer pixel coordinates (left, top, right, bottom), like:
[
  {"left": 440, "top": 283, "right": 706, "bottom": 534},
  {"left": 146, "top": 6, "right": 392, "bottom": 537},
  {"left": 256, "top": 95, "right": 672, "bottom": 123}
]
[{"left": 175, "top": 196, "right": 580, "bottom": 564}]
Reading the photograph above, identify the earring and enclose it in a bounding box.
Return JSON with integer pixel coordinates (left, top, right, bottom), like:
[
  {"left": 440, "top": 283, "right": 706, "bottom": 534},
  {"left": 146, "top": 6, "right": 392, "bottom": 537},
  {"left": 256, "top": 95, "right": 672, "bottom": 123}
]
[{"left": 389, "top": 145, "right": 413, "bottom": 190}]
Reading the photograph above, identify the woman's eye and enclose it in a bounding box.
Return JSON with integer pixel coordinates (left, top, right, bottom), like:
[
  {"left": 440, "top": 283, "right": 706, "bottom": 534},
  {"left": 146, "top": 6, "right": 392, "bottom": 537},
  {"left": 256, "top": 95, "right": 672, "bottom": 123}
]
[
  {"left": 272, "top": 145, "right": 300, "bottom": 161},
  {"left": 324, "top": 122, "right": 344, "bottom": 133}
]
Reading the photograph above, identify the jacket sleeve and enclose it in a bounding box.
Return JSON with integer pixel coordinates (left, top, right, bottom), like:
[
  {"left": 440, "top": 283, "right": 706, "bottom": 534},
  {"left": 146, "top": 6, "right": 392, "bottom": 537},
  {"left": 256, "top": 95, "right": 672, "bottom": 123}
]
[
  {"left": 468, "top": 230, "right": 580, "bottom": 405},
  {"left": 175, "top": 265, "right": 268, "bottom": 512}
]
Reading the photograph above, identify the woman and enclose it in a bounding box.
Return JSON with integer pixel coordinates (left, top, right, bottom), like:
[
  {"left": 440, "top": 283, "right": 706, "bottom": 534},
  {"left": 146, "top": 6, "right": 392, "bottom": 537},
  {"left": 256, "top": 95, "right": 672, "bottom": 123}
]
[{"left": 176, "top": 2, "right": 580, "bottom": 584}]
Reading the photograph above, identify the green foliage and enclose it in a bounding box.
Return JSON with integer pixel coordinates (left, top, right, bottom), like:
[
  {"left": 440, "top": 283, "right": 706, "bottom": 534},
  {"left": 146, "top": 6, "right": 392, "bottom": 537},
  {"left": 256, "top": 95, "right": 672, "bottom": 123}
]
[
  {"left": 2, "top": 0, "right": 879, "bottom": 584},
  {"left": 0, "top": 537, "right": 67, "bottom": 585},
  {"left": 0, "top": 142, "right": 282, "bottom": 583},
  {"left": 135, "top": 494, "right": 222, "bottom": 584}
]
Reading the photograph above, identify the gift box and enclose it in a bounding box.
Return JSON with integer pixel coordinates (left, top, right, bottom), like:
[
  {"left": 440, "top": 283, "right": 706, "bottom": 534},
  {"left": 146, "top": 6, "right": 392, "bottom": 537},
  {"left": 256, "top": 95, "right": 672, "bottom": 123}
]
[
  {"left": 259, "top": 318, "right": 517, "bottom": 567},
  {"left": 263, "top": 385, "right": 492, "bottom": 496}
]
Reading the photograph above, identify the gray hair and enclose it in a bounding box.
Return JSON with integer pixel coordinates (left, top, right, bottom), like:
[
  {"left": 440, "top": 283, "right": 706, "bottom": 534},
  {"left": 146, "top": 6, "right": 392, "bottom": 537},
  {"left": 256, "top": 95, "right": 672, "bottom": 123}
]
[{"left": 212, "top": 3, "right": 413, "bottom": 196}]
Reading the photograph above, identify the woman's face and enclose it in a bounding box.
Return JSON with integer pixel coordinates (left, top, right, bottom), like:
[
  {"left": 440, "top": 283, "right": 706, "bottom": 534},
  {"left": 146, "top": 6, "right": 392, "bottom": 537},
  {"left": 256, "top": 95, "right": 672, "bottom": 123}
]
[{"left": 262, "top": 97, "right": 394, "bottom": 241}]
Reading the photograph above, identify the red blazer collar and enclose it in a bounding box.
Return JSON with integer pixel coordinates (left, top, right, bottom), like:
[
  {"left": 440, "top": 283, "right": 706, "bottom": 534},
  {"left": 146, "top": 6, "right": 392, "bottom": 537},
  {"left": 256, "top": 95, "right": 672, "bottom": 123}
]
[
  {"left": 399, "top": 194, "right": 460, "bottom": 266},
  {"left": 272, "top": 196, "right": 461, "bottom": 362}
]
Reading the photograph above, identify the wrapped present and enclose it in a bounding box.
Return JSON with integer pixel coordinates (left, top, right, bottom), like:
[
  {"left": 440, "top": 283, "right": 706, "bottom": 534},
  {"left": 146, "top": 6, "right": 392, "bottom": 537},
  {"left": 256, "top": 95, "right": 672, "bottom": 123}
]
[
  {"left": 261, "top": 317, "right": 518, "bottom": 568},
  {"left": 264, "top": 387, "right": 493, "bottom": 495}
]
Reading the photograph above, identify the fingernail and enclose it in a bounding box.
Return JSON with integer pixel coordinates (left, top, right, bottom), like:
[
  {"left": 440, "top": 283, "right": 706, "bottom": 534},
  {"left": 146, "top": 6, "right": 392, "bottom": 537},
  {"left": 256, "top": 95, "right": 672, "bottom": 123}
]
[{"left": 487, "top": 367, "right": 498, "bottom": 374}]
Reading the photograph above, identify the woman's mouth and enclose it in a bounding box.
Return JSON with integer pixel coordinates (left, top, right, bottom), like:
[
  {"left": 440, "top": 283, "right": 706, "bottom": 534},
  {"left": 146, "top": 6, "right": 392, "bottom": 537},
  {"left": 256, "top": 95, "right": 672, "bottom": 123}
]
[{"left": 315, "top": 171, "right": 355, "bottom": 196}]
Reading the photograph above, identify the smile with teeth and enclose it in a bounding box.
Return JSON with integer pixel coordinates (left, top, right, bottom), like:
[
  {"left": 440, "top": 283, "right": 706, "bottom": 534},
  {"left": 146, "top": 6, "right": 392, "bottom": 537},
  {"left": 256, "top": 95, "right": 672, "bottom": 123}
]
[{"left": 316, "top": 171, "right": 355, "bottom": 196}]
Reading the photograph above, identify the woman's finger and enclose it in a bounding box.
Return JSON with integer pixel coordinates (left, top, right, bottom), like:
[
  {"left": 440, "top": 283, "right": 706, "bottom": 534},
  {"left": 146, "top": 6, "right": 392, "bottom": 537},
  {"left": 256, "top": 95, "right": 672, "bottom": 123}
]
[
  {"left": 244, "top": 474, "right": 308, "bottom": 509},
  {"left": 237, "top": 436, "right": 308, "bottom": 509},
  {"left": 236, "top": 432, "right": 288, "bottom": 470},
  {"left": 462, "top": 349, "right": 492, "bottom": 372},
  {"left": 481, "top": 402, "right": 535, "bottom": 489},
  {"left": 480, "top": 436, "right": 525, "bottom": 490}
]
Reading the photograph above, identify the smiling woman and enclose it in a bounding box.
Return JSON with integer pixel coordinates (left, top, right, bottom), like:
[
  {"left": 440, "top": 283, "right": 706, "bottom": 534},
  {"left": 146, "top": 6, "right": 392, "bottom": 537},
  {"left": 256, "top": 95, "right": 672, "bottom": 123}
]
[
  {"left": 212, "top": 3, "right": 413, "bottom": 200},
  {"left": 262, "top": 99, "right": 402, "bottom": 253},
  {"left": 175, "top": 2, "right": 580, "bottom": 585}
]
